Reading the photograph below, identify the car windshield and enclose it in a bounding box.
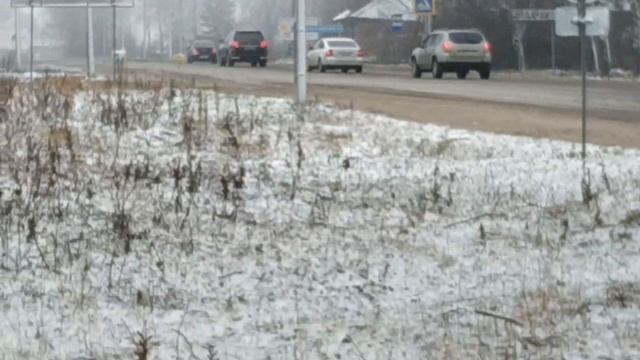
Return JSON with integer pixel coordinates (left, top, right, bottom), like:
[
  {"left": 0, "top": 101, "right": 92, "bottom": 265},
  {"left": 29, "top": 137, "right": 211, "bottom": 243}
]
[
  {"left": 234, "top": 32, "right": 264, "bottom": 44},
  {"left": 327, "top": 40, "right": 357, "bottom": 48},
  {"left": 449, "top": 32, "right": 484, "bottom": 44},
  {"left": 193, "top": 40, "right": 214, "bottom": 48}
]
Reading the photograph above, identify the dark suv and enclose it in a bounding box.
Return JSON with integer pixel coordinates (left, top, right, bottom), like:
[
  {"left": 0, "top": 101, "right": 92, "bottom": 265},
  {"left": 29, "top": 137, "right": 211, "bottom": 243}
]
[{"left": 218, "top": 30, "right": 268, "bottom": 67}]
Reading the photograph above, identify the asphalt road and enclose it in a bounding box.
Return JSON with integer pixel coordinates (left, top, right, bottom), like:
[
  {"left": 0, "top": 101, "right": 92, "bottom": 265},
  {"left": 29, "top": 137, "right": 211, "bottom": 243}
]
[{"left": 125, "top": 61, "right": 640, "bottom": 148}]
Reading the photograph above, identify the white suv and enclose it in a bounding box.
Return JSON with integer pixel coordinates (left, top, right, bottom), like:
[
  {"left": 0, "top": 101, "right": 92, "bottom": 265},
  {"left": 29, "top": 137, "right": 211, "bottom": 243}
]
[{"left": 411, "top": 30, "right": 492, "bottom": 80}]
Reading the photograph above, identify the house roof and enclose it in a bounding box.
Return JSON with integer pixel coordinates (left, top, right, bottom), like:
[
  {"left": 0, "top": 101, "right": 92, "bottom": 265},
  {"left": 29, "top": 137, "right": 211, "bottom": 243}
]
[{"left": 334, "top": 0, "right": 418, "bottom": 22}]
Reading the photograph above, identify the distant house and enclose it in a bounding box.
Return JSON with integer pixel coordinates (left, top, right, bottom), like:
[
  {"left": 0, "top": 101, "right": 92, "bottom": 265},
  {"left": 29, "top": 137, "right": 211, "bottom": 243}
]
[{"left": 333, "top": 0, "right": 423, "bottom": 63}]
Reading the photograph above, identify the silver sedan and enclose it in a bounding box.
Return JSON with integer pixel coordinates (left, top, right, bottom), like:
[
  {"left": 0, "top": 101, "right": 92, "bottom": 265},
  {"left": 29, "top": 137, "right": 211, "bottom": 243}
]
[{"left": 307, "top": 37, "right": 366, "bottom": 73}]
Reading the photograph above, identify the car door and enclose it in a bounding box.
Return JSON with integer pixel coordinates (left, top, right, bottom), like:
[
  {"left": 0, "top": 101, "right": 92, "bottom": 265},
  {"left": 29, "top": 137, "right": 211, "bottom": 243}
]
[
  {"left": 416, "top": 36, "right": 432, "bottom": 68},
  {"left": 424, "top": 34, "right": 441, "bottom": 70},
  {"left": 308, "top": 40, "right": 322, "bottom": 65},
  {"left": 313, "top": 41, "right": 325, "bottom": 65}
]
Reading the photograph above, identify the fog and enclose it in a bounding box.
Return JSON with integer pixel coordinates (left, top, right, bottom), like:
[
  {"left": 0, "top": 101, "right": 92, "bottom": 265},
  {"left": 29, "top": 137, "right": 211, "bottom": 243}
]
[{"left": 2, "top": 0, "right": 640, "bottom": 72}]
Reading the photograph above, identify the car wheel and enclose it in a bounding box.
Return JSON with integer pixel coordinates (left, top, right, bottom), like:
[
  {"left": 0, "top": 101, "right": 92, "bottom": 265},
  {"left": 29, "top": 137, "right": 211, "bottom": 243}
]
[
  {"left": 307, "top": 65, "right": 314, "bottom": 72},
  {"left": 228, "top": 59, "right": 235, "bottom": 67},
  {"left": 411, "top": 59, "right": 422, "bottom": 78},
  {"left": 456, "top": 70, "right": 468, "bottom": 79},
  {"left": 259, "top": 60, "right": 267, "bottom": 68},
  {"left": 251, "top": 61, "right": 258, "bottom": 67},
  {"left": 318, "top": 59, "right": 326, "bottom": 73},
  {"left": 341, "top": 68, "right": 349, "bottom": 73},
  {"left": 355, "top": 66, "right": 363, "bottom": 74},
  {"left": 480, "top": 66, "right": 491, "bottom": 80},
  {"left": 432, "top": 59, "right": 443, "bottom": 79}
]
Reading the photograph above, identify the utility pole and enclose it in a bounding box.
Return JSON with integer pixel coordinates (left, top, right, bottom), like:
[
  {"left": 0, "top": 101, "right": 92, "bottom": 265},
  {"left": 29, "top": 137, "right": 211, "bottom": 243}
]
[
  {"left": 551, "top": 21, "right": 556, "bottom": 75},
  {"left": 142, "top": 0, "right": 147, "bottom": 59},
  {"left": 292, "top": 0, "right": 297, "bottom": 88},
  {"left": 14, "top": 7, "right": 21, "bottom": 70},
  {"left": 295, "top": 0, "right": 307, "bottom": 105},
  {"left": 29, "top": 1, "right": 34, "bottom": 84},
  {"left": 578, "top": 0, "right": 587, "bottom": 159},
  {"left": 87, "top": 1, "right": 95, "bottom": 77},
  {"left": 112, "top": 0, "right": 117, "bottom": 80}
]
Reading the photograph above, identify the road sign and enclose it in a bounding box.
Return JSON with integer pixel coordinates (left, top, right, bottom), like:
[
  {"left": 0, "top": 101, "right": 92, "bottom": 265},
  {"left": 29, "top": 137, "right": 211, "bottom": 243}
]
[
  {"left": 11, "top": 0, "right": 134, "bottom": 7},
  {"left": 511, "top": 9, "right": 555, "bottom": 21},
  {"left": 278, "top": 18, "right": 294, "bottom": 41},
  {"left": 414, "top": 0, "right": 433, "bottom": 14},
  {"left": 306, "top": 24, "right": 345, "bottom": 35},
  {"left": 555, "top": 6, "right": 610, "bottom": 37},
  {"left": 391, "top": 14, "right": 403, "bottom": 33}
]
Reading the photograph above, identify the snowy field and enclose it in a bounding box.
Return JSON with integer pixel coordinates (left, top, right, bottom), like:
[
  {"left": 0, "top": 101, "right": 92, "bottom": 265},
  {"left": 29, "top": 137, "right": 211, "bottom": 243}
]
[{"left": 0, "top": 81, "right": 639, "bottom": 359}]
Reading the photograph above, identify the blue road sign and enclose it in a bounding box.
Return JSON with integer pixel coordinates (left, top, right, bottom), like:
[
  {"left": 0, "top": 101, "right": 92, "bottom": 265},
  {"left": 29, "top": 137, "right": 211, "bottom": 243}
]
[
  {"left": 391, "top": 14, "right": 403, "bottom": 33},
  {"left": 307, "top": 24, "right": 345, "bottom": 35},
  {"left": 415, "top": 0, "right": 433, "bottom": 14}
]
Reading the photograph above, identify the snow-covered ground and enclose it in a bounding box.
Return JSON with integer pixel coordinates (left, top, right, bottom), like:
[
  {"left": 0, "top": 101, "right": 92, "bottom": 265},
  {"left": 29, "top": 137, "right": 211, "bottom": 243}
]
[{"left": 1, "top": 84, "right": 639, "bottom": 359}]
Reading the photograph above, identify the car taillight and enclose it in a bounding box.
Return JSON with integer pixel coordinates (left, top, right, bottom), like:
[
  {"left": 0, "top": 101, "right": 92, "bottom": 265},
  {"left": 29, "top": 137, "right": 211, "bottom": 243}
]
[
  {"left": 260, "top": 40, "right": 269, "bottom": 49},
  {"left": 484, "top": 42, "right": 492, "bottom": 54},
  {"left": 191, "top": 48, "right": 199, "bottom": 56},
  {"left": 357, "top": 49, "right": 365, "bottom": 57},
  {"left": 325, "top": 49, "right": 334, "bottom": 57},
  {"left": 442, "top": 41, "right": 453, "bottom": 54},
  {"left": 231, "top": 41, "right": 240, "bottom": 49},
  {"left": 211, "top": 48, "right": 217, "bottom": 54}
]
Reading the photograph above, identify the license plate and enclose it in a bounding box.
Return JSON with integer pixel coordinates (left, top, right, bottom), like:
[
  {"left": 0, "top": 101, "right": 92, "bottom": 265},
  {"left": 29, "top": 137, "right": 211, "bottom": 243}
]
[{"left": 200, "top": 55, "right": 209, "bottom": 59}]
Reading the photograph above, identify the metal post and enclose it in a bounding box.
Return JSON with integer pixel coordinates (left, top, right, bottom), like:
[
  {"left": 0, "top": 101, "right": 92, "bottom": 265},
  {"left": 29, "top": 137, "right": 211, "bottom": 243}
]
[
  {"left": 112, "top": 2, "right": 117, "bottom": 80},
  {"left": 179, "top": 0, "right": 184, "bottom": 54},
  {"left": 551, "top": 21, "right": 556, "bottom": 75},
  {"left": 295, "top": 0, "right": 307, "bottom": 104},
  {"left": 15, "top": 8, "right": 22, "bottom": 70},
  {"left": 578, "top": 0, "right": 587, "bottom": 159},
  {"left": 142, "top": 0, "right": 148, "bottom": 59},
  {"left": 87, "top": 2, "right": 95, "bottom": 77},
  {"left": 292, "top": 0, "right": 297, "bottom": 88},
  {"left": 29, "top": 3, "right": 34, "bottom": 84}
]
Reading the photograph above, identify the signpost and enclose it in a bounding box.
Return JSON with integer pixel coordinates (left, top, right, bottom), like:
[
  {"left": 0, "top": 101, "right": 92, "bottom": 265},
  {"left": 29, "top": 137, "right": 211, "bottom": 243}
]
[
  {"left": 555, "top": 1, "right": 610, "bottom": 160},
  {"left": 414, "top": 0, "right": 434, "bottom": 14},
  {"left": 307, "top": 24, "right": 344, "bottom": 35},
  {"left": 414, "top": 0, "right": 434, "bottom": 36},
  {"left": 511, "top": 9, "right": 554, "bottom": 21},
  {"left": 391, "top": 14, "right": 403, "bottom": 33},
  {"left": 11, "top": 0, "right": 135, "bottom": 81},
  {"left": 510, "top": 9, "right": 557, "bottom": 73}
]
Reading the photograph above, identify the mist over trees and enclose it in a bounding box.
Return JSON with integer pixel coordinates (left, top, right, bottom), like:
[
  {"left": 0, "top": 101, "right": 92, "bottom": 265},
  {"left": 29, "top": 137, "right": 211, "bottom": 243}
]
[{"left": 200, "top": 0, "right": 234, "bottom": 38}]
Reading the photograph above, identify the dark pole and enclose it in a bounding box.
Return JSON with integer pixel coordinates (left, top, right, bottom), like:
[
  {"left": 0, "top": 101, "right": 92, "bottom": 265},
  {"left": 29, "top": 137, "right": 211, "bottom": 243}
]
[
  {"left": 112, "top": 2, "right": 117, "bottom": 80},
  {"left": 551, "top": 21, "right": 556, "bottom": 75},
  {"left": 578, "top": 0, "right": 587, "bottom": 159},
  {"left": 86, "top": 1, "right": 90, "bottom": 78},
  {"left": 30, "top": 2, "right": 34, "bottom": 84}
]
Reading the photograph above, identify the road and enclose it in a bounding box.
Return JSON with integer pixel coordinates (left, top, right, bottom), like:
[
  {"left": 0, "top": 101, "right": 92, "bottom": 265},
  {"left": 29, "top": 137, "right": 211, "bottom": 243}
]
[{"left": 125, "top": 61, "right": 640, "bottom": 148}]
